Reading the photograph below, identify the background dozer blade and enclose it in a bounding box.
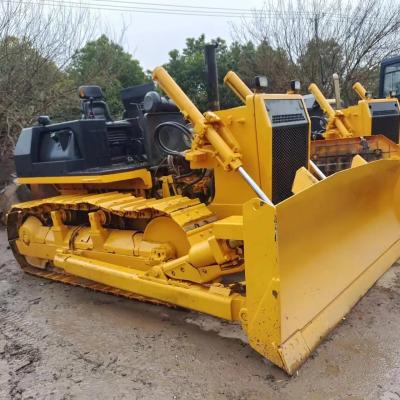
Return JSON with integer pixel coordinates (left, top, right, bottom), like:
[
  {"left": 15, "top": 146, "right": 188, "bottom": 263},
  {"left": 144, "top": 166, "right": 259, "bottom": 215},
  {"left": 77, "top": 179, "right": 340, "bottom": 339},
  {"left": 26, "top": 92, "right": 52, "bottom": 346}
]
[
  {"left": 311, "top": 134, "right": 400, "bottom": 175},
  {"left": 243, "top": 159, "right": 400, "bottom": 374}
]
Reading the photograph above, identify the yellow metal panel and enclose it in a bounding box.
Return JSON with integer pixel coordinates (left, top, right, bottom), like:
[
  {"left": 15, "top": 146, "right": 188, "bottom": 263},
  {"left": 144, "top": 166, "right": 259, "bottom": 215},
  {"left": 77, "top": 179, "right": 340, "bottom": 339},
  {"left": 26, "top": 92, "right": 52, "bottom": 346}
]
[
  {"left": 242, "top": 198, "right": 283, "bottom": 369},
  {"left": 298, "top": 239, "right": 400, "bottom": 357},
  {"left": 17, "top": 169, "right": 153, "bottom": 188},
  {"left": 211, "top": 105, "right": 260, "bottom": 215},
  {"left": 351, "top": 154, "right": 368, "bottom": 168},
  {"left": 213, "top": 216, "right": 243, "bottom": 240},
  {"left": 342, "top": 102, "right": 371, "bottom": 136},
  {"left": 243, "top": 159, "right": 400, "bottom": 373},
  {"left": 291, "top": 167, "right": 318, "bottom": 195},
  {"left": 277, "top": 160, "right": 400, "bottom": 342}
]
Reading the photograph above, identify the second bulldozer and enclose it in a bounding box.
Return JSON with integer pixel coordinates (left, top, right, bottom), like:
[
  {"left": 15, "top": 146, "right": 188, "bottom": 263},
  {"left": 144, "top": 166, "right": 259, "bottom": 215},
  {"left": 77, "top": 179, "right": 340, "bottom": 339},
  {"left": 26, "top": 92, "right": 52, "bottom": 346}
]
[
  {"left": 308, "top": 81, "right": 400, "bottom": 174},
  {"left": 7, "top": 67, "right": 400, "bottom": 375}
]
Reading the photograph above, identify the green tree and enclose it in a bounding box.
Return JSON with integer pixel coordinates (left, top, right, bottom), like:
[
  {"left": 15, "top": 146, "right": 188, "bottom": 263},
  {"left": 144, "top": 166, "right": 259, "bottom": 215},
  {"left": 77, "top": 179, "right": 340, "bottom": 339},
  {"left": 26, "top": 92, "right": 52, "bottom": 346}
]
[
  {"left": 232, "top": 40, "right": 298, "bottom": 94},
  {"left": 68, "top": 35, "right": 148, "bottom": 116},
  {"left": 163, "top": 35, "right": 297, "bottom": 111},
  {"left": 165, "top": 35, "right": 214, "bottom": 111},
  {"left": 164, "top": 35, "right": 246, "bottom": 111}
]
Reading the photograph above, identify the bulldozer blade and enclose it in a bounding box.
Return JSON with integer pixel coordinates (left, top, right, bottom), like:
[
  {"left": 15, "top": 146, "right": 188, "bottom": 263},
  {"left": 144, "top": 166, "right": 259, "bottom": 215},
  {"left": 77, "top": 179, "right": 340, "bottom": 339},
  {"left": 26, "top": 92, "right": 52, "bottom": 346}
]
[
  {"left": 243, "top": 159, "right": 400, "bottom": 374},
  {"left": 311, "top": 134, "right": 400, "bottom": 175}
]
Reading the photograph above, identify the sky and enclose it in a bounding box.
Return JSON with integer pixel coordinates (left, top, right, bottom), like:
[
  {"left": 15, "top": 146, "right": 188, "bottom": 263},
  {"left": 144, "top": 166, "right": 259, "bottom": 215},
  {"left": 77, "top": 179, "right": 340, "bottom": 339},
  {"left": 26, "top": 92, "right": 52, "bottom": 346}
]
[{"left": 95, "top": 0, "right": 266, "bottom": 70}]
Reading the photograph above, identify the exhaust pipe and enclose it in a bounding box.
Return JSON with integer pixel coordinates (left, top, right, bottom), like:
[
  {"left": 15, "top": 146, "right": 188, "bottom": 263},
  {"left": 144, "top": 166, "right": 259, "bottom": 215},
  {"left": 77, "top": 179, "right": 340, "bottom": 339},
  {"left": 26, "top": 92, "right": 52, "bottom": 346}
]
[
  {"left": 205, "top": 44, "right": 220, "bottom": 111},
  {"left": 332, "top": 73, "right": 341, "bottom": 109}
]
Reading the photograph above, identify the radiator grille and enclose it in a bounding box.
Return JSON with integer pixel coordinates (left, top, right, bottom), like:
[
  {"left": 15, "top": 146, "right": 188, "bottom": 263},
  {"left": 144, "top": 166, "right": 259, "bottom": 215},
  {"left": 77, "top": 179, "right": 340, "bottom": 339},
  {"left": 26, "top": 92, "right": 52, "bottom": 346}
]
[
  {"left": 272, "top": 123, "right": 309, "bottom": 203},
  {"left": 107, "top": 128, "right": 129, "bottom": 145},
  {"left": 272, "top": 113, "right": 305, "bottom": 124}
]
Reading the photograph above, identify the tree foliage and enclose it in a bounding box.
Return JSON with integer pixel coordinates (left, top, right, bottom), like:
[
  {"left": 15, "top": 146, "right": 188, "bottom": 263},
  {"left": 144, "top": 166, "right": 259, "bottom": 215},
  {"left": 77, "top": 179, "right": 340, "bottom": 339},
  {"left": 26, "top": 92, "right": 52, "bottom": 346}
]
[
  {"left": 68, "top": 35, "right": 148, "bottom": 116},
  {"left": 235, "top": 0, "right": 400, "bottom": 102},
  {"left": 163, "top": 35, "right": 300, "bottom": 111},
  {"left": 297, "top": 38, "right": 344, "bottom": 95},
  {"left": 0, "top": 1, "right": 90, "bottom": 155},
  {"left": 164, "top": 35, "right": 235, "bottom": 110},
  {"left": 2, "top": 0, "right": 400, "bottom": 161},
  {"left": 0, "top": 36, "right": 71, "bottom": 122}
]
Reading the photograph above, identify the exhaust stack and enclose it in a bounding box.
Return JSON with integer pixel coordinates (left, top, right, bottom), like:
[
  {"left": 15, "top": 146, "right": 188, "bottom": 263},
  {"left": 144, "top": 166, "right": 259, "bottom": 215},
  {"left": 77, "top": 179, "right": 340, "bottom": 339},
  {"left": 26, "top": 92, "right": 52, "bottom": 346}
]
[{"left": 205, "top": 44, "right": 220, "bottom": 111}]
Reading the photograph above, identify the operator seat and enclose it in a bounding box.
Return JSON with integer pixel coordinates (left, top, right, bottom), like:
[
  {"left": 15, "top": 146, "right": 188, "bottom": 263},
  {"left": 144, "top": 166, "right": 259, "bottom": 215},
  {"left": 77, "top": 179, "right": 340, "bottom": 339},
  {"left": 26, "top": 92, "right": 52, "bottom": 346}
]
[{"left": 79, "top": 85, "right": 113, "bottom": 122}]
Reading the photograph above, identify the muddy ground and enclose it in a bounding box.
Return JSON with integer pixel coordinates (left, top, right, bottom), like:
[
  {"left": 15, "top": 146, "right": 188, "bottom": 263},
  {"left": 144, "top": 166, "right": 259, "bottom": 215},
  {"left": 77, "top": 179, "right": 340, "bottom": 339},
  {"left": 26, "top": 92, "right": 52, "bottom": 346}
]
[{"left": 0, "top": 228, "right": 399, "bottom": 400}]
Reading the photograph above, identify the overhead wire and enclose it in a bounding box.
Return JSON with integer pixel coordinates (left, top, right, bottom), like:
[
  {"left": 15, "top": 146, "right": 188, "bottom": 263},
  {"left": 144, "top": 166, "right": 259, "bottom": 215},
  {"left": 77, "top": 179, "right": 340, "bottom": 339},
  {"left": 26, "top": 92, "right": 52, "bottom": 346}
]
[
  {"left": 86, "top": 0, "right": 325, "bottom": 17},
  {"left": 90, "top": 0, "right": 258, "bottom": 12},
  {"left": 4, "top": 0, "right": 344, "bottom": 19},
  {"left": 3, "top": 0, "right": 259, "bottom": 18}
]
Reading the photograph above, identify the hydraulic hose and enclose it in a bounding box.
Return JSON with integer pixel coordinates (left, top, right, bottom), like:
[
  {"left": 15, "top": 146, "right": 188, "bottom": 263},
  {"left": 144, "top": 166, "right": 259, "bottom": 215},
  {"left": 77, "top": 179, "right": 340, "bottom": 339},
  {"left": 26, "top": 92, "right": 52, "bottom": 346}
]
[{"left": 154, "top": 121, "right": 192, "bottom": 156}]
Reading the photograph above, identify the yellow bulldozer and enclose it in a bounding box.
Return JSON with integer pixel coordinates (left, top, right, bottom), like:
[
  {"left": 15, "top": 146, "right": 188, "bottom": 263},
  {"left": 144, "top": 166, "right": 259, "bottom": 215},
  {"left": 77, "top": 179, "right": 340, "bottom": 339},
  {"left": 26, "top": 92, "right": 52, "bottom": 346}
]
[
  {"left": 224, "top": 70, "right": 400, "bottom": 175},
  {"left": 308, "top": 81, "right": 400, "bottom": 174},
  {"left": 7, "top": 66, "right": 400, "bottom": 375}
]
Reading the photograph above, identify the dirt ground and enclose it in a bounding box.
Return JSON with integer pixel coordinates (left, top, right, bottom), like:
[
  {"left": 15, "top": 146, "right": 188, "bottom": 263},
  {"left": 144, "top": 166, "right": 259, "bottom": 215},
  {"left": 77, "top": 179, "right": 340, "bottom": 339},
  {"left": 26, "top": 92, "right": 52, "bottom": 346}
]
[{"left": 0, "top": 228, "right": 400, "bottom": 400}]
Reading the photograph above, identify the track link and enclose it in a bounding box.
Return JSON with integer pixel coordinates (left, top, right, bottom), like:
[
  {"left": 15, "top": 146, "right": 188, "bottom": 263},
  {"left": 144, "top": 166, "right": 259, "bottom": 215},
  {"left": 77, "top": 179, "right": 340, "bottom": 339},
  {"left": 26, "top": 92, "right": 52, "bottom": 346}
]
[{"left": 7, "top": 192, "right": 216, "bottom": 305}]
